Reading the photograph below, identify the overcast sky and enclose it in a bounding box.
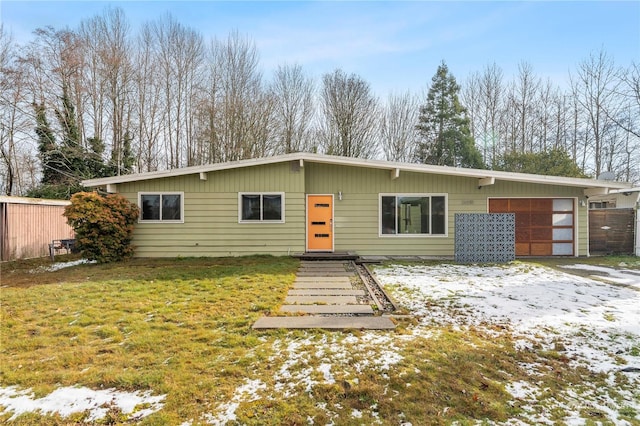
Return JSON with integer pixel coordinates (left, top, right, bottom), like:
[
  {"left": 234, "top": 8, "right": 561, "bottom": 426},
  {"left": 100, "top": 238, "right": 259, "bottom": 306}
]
[{"left": 2, "top": 1, "right": 638, "bottom": 97}]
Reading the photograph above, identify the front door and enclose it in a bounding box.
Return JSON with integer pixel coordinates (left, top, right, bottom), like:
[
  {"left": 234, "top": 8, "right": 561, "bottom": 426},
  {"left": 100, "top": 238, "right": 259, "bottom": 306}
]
[{"left": 306, "top": 195, "right": 334, "bottom": 252}]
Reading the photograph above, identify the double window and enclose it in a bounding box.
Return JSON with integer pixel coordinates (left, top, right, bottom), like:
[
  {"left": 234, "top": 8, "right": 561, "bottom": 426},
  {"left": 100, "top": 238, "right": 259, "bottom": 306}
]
[
  {"left": 380, "top": 194, "right": 447, "bottom": 236},
  {"left": 139, "top": 192, "right": 183, "bottom": 222},
  {"left": 239, "top": 193, "right": 284, "bottom": 223}
]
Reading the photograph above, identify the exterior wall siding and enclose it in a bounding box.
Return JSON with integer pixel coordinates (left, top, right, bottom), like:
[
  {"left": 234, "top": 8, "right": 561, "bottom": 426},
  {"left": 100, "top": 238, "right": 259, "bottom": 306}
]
[
  {"left": 304, "top": 163, "right": 589, "bottom": 256},
  {"left": 1, "top": 202, "right": 74, "bottom": 260},
  {"left": 115, "top": 160, "right": 590, "bottom": 258},
  {"left": 117, "top": 162, "right": 306, "bottom": 257}
]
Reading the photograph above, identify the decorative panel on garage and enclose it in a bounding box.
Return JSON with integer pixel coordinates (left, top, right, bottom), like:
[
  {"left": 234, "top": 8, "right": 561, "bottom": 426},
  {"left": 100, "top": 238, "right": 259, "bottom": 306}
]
[{"left": 454, "top": 213, "right": 515, "bottom": 263}]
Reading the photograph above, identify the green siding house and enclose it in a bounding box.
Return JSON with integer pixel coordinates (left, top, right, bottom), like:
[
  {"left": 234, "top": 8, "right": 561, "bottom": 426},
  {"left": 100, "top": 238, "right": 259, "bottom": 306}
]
[{"left": 82, "top": 153, "right": 632, "bottom": 258}]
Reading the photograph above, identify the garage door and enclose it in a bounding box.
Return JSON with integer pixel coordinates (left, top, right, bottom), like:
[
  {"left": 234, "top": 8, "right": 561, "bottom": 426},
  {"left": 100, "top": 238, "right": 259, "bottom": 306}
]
[{"left": 489, "top": 198, "right": 574, "bottom": 256}]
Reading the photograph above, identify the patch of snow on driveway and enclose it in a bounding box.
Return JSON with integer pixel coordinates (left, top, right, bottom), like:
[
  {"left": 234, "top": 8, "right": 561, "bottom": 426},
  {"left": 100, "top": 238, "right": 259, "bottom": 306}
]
[
  {"left": 561, "top": 263, "right": 640, "bottom": 289},
  {"left": 375, "top": 262, "right": 640, "bottom": 425}
]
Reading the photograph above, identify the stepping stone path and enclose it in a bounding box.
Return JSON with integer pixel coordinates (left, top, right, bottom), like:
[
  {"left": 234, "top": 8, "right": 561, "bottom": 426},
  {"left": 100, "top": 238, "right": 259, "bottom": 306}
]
[{"left": 253, "top": 261, "right": 395, "bottom": 330}]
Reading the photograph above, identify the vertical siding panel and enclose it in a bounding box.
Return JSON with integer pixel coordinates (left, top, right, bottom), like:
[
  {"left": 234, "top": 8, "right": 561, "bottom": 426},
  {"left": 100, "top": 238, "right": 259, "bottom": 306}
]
[
  {"left": 111, "top": 162, "right": 592, "bottom": 258},
  {"left": 304, "top": 163, "right": 588, "bottom": 256},
  {"left": 116, "top": 162, "right": 306, "bottom": 257},
  {"left": 1, "top": 200, "right": 74, "bottom": 260}
]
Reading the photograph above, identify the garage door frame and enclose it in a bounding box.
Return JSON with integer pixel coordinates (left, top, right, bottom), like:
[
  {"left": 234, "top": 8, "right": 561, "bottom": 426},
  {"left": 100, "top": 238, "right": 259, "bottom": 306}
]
[{"left": 488, "top": 197, "right": 578, "bottom": 257}]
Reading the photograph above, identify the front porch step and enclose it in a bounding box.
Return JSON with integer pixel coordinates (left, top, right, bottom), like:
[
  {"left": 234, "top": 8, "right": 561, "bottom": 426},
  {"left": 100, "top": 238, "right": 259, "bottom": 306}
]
[
  {"left": 288, "top": 289, "right": 365, "bottom": 296},
  {"left": 285, "top": 295, "right": 358, "bottom": 305},
  {"left": 279, "top": 305, "right": 375, "bottom": 315},
  {"left": 295, "top": 252, "right": 359, "bottom": 261},
  {"left": 252, "top": 316, "right": 395, "bottom": 330}
]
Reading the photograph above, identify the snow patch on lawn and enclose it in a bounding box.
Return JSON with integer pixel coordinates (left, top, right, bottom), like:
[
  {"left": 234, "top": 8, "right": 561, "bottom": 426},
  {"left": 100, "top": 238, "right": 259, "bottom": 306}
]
[
  {"left": 205, "top": 379, "right": 266, "bottom": 426},
  {"left": 31, "top": 258, "right": 96, "bottom": 273},
  {"left": 375, "top": 262, "right": 640, "bottom": 425},
  {"left": 0, "top": 385, "right": 165, "bottom": 422}
]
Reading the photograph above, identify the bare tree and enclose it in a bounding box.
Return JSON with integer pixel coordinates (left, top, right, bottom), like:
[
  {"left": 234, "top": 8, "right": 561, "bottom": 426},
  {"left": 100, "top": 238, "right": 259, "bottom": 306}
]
[
  {"left": 0, "top": 26, "right": 37, "bottom": 194},
  {"left": 318, "top": 69, "right": 379, "bottom": 158},
  {"left": 570, "top": 49, "right": 621, "bottom": 177},
  {"left": 0, "top": 25, "right": 19, "bottom": 194},
  {"left": 463, "top": 63, "right": 504, "bottom": 167},
  {"left": 132, "top": 23, "right": 164, "bottom": 171},
  {"left": 270, "top": 63, "right": 315, "bottom": 154},
  {"left": 151, "top": 14, "right": 204, "bottom": 168},
  {"left": 512, "top": 62, "right": 540, "bottom": 152},
  {"left": 79, "top": 7, "right": 134, "bottom": 174},
  {"left": 199, "top": 30, "right": 271, "bottom": 162},
  {"left": 380, "top": 91, "right": 418, "bottom": 162}
]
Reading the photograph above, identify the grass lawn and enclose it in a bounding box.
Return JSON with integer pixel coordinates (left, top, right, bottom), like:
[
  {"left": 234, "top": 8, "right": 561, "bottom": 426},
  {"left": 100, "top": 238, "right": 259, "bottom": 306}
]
[{"left": 1, "top": 255, "right": 638, "bottom": 425}]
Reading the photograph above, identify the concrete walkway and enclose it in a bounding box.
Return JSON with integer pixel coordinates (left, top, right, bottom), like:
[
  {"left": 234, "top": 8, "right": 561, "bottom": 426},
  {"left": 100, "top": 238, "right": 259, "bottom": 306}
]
[{"left": 252, "top": 261, "right": 395, "bottom": 330}]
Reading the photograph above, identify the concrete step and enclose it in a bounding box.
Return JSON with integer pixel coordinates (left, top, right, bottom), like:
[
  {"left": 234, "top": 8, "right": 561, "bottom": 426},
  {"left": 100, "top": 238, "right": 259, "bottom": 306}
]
[
  {"left": 279, "top": 305, "right": 375, "bottom": 315},
  {"left": 288, "top": 289, "right": 365, "bottom": 296},
  {"left": 285, "top": 295, "right": 357, "bottom": 305},
  {"left": 253, "top": 316, "right": 395, "bottom": 330},
  {"left": 300, "top": 261, "right": 348, "bottom": 267},
  {"left": 295, "top": 277, "right": 352, "bottom": 283},
  {"left": 293, "top": 282, "right": 353, "bottom": 289},
  {"left": 297, "top": 271, "right": 353, "bottom": 277},
  {"left": 298, "top": 267, "right": 347, "bottom": 272}
]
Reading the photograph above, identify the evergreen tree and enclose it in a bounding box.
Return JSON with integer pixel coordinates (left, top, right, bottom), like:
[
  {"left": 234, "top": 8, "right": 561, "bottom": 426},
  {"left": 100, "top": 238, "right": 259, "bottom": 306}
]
[
  {"left": 494, "top": 148, "right": 588, "bottom": 177},
  {"left": 34, "top": 102, "right": 63, "bottom": 185},
  {"left": 54, "top": 83, "right": 87, "bottom": 180},
  {"left": 29, "top": 88, "right": 115, "bottom": 199},
  {"left": 109, "top": 131, "right": 135, "bottom": 175},
  {"left": 416, "top": 62, "right": 484, "bottom": 168}
]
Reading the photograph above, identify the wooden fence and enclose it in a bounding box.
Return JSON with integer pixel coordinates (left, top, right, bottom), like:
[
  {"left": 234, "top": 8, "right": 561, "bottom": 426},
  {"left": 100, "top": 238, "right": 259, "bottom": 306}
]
[{"left": 589, "top": 208, "right": 635, "bottom": 255}]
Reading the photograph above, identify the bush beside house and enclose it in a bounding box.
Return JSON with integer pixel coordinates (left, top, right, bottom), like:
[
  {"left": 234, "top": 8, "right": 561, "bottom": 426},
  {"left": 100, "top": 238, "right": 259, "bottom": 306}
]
[{"left": 64, "top": 192, "right": 139, "bottom": 263}]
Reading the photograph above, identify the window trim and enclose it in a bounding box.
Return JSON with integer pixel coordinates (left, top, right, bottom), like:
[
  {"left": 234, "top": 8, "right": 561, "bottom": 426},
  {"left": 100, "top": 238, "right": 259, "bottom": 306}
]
[
  {"left": 138, "top": 192, "right": 184, "bottom": 223},
  {"left": 379, "top": 193, "right": 448, "bottom": 237},
  {"left": 238, "top": 192, "right": 286, "bottom": 224}
]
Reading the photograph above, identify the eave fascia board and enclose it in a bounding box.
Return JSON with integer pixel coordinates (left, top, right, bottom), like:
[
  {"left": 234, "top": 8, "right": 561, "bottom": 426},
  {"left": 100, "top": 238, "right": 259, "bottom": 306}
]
[
  {"left": 82, "top": 152, "right": 633, "bottom": 191},
  {"left": 82, "top": 153, "right": 308, "bottom": 187},
  {"left": 300, "top": 154, "right": 632, "bottom": 189},
  {"left": 0, "top": 196, "right": 71, "bottom": 206}
]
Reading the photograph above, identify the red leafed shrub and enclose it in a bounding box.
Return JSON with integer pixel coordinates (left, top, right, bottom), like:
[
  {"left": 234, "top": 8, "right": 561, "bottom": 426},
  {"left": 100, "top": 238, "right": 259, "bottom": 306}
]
[{"left": 64, "top": 192, "right": 140, "bottom": 263}]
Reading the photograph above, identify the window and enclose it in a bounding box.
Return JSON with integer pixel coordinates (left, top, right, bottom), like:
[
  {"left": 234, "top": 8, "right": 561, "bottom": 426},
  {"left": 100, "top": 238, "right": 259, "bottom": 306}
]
[
  {"left": 139, "top": 192, "right": 183, "bottom": 222},
  {"left": 380, "top": 194, "right": 446, "bottom": 236},
  {"left": 239, "top": 193, "right": 284, "bottom": 223}
]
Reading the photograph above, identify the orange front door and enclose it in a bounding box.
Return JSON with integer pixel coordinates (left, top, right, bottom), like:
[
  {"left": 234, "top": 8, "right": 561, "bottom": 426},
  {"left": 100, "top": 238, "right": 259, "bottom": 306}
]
[{"left": 307, "top": 195, "right": 333, "bottom": 252}]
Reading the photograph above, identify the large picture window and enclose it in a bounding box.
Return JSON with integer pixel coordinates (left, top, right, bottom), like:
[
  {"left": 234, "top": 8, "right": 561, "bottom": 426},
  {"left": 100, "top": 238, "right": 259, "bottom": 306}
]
[
  {"left": 380, "top": 194, "right": 446, "bottom": 236},
  {"left": 239, "top": 193, "right": 284, "bottom": 223},
  {"left": 139, "top": 192, "right": 183, "bottom": 222}
]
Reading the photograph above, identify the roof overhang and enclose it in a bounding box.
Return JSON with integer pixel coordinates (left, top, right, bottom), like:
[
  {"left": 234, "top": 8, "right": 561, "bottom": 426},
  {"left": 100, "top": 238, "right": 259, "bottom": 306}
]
[
  {"left": 0, "top": 196, "right": 71, "bottom": 206},
  {"left": 82, "top": 152, "right": 633, "bottom": 195}
]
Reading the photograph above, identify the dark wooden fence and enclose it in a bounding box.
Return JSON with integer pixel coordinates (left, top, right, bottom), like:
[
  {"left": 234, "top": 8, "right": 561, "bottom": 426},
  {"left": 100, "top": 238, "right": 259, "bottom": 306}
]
[{"left": 589, "top": 208, "right": 635, "bottom": 255}]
